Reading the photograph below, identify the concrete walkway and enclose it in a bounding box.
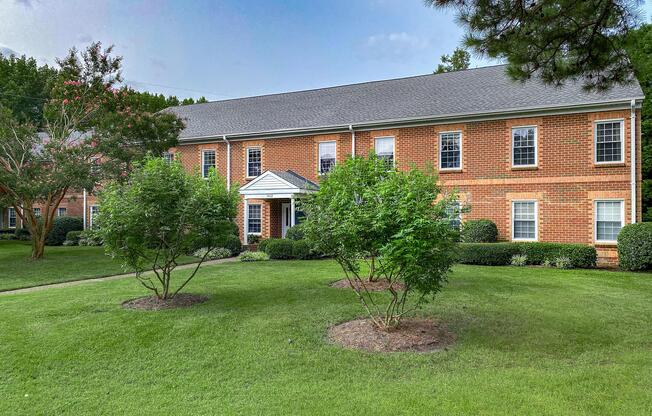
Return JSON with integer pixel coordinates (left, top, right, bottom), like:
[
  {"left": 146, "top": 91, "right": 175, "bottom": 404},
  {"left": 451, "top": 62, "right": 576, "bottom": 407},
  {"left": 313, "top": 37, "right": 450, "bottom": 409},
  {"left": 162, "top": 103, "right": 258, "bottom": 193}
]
[{"left": 0, "top": 257, "right": 238, "bottom": 296}]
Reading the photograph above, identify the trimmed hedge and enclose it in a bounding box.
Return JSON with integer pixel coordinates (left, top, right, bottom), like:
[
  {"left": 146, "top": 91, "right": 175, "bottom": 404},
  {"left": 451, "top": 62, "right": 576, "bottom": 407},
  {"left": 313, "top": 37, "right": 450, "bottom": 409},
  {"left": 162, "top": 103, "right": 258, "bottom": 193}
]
[
  {"left": 223, "top": 234, "right": 243, "bottom": 255},
  {"left": 461, "top": 220, "right": 498, "bottom": 243},
  {"left": 14, "top": 228, "right": 31, "bottom": 241},
  {"left": 263, "top": 238, "right": 295, "bottom": 259},
  {"left": 618, "top": 223, "right": 652, "bottom": 271},
  {"left": 285, "top": 225, "right": 305, "bottom": 241},
  {"left": 46, "top": 216, "right": 83, "bottom": 246},
  {"left": 458, "top": 242, "right": 597, "bottom": 268}
]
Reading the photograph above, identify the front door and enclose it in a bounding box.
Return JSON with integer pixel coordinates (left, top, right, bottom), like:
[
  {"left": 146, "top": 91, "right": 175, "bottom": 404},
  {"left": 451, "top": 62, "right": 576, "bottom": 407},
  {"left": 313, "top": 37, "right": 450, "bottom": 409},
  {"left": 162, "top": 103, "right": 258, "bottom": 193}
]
[{"left": 281, "top": 202, "right": 291, "bottom": 238}]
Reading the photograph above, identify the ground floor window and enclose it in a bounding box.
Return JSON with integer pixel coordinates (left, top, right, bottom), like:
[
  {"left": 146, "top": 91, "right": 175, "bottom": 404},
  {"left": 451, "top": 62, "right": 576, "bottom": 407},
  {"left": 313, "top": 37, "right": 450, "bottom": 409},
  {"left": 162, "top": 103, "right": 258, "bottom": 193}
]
[
  {"left": 8, "top": 207, "right": 16, "bottom": 228},
  {"left": 90, "top": 206, "right": 100, "bottom": 229},
  {"left": 512, "top": 200, "right": 537, "bottom": 241},
  {"left": 247, "top": 204, "right": 262, "bottom": 234},
  {"left": 595, "top": 200, "right": 624, "bottom": 243},
  {"left": 57, "top": 207, "right": 67, "bottom": 217},
  {"left": 446, "top": 200, "right": 462, "bottom": 230},
  {"left": 33, "top": 207, "right": 41, "bottom": 219}
]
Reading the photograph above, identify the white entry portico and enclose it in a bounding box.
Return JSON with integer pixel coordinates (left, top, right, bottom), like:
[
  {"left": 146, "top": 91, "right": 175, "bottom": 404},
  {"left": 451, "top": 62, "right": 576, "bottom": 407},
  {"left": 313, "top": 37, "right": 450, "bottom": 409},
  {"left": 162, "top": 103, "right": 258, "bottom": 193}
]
[{"left": 238, "top": 170, "right": 318, "bottom": 244}]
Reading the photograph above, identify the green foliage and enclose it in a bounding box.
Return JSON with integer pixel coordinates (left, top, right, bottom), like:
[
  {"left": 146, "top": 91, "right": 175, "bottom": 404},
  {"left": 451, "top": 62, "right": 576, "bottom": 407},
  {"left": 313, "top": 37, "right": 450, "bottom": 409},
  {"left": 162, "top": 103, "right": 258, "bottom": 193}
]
[
  {"left": 426, "top": 0, "right": 641, "bottom": 91},
  {"left": 291, "top": 240, "right": 312, "bottom": 260},
  {"left": 14, "top": 227, "right": 31, "bottom": 241},
  {"left": 435, "top": 47, "right": 471, "bottom": 73},
  {"left": 223, "top": 234, "right": 243, "bottom": 255},
  {"left": 78, "top": 229, "right": 102, "bottom": 246},
  {"left": 193, "top": 247, "right": 232, "bottom": 260},
  {"left": 554, "top": 256, "right": 573, "bottom": 269},
  {"left": 64, "top": 230, "right": 83, "bottom": 245},
  {"left": 97, "top": 157, "right": 238, "bottom": 299},
  {"left": 238, "top": 250, "right": 270, "bottom": 262},
  {"left": 617, "top": 223, "right": 652, "bottom": 270},
  {"left": 461, "top": 219, "right": 498, "bottom": 243},
  {"left": 458, "top": 242, "right": 597, "bottom": 268},
  {"left": 284, "top": 224, "right": 305, "bottom": 241},
  {"left": 511, "top": 254, "right": 528, "bottom": 266},
  {"left": 0, "top": 233, "right": 15, "bottom": 240},
  {"left": 247, "top": 234, "right": 261, "bottom": 244},
  {"left": 301, "top": 155, "right": 458, "bottom": 328},
  {"left": 262, "top": 238, "right": 295, "bottom": 259},
  {"left": 45, "top": 216, "right": 83, "bottom": 246}
]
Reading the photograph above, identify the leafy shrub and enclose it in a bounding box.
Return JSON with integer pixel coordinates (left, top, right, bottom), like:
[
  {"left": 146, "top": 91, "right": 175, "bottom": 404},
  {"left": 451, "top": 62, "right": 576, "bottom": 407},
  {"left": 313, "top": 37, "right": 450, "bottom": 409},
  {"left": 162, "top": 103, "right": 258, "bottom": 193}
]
[
  {"left": 45, "top": 216, "right": 83, "bottom": 246},
  {"left": 223, "top": 234, "right": 242, "bottom": 255},
  {"left": 458, "top": 242, "right": 596, "bottom": 268},
  {"left": 263, "top": 238, "right": 295, "bottom": 259},
  {"left": 285, "top": 225, "right": 305, "bottom": 241},
  {"left": 0, "top": 228, "right": 15, "bottom": 235},
  {"left": 14, "top": 227, "right": 31, "bottom": 241},
  {"left": 554, "top": 256, "right": 572, "bottom": 269},
  {"left": 291, "top": 239, "right": 312, "bottom": 259},
  {"left": 0, "top": 233, "right": 15, "bottom": 240},
  {"left": 65, "top": 230, "right": 83, "bottom": 245},
  {"left": 511, "top": 254, "right": 528, "bottom": 266},
  {"left": 257, "top": 238, "right": 269, "bottom": 253},
  {"left": 78, "top": 229, "right": 103, "bottom": 246},
  {"left": 247, "top": 234, "right": 261, "bottom": 244},
  {"left": 458, "top": 243, "right": 520, "bottom": 265},
  {"left": 542, "top": 259, "right": 554, "bottom": 268},
  {"left": 461, "top": 219, "right": 498, "bottom": 243},
  {"left": 618, "top": 223, "right": 652, "bottom": 271},
  {"left": 239, "top": 250, "right": 270, "bottom": 262},
  {"left": 193, "top": 247, "right": 232, "bottom": 260}
]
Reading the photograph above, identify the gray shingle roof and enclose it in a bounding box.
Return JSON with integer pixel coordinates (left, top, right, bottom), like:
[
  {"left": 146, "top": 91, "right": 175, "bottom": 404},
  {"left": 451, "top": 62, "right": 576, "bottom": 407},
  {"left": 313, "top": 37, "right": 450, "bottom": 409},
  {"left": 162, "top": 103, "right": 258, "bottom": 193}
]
[
  {"left": 271, "top": 170, "right": 319, "bottom": 190},
  {"left": 167, "top": 65, "right": 643, "bottom": 140}
]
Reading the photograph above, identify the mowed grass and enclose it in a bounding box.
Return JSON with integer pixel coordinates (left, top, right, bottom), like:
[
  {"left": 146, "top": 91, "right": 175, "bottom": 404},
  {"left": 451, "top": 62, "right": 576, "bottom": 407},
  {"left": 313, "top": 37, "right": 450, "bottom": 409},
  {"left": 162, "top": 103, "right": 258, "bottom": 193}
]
[
  {"left": 0, "top": 241, "right": 196, "bottom": 291},
  {"left": 1, "top": 260, "right": 651, "bottom": 415}
]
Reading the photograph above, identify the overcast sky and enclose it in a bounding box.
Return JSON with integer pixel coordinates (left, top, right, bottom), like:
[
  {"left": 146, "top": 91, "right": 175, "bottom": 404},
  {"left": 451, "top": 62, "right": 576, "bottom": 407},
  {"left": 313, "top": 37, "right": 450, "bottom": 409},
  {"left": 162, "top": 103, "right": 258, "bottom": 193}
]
[{"left": 1, "top": 0, "right": 651, "bottom": 101}]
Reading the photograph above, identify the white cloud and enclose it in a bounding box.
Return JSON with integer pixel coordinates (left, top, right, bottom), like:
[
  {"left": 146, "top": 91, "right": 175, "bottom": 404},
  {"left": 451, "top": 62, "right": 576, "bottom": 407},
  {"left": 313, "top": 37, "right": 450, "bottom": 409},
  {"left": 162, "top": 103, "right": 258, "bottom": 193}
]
[{"left": 363, "top": 32, "right": 431, "bottom": 61}]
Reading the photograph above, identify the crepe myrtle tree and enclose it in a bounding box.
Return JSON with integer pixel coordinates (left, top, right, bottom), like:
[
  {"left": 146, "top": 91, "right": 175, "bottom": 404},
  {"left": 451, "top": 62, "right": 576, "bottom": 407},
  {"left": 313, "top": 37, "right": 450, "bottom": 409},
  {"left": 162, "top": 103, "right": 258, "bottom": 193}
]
[
  {"left": 301, "top": 155, "right": 459, "bottom": 329},
  {"left": 97, "top": 157, "right": 238, "bottom": 300}
]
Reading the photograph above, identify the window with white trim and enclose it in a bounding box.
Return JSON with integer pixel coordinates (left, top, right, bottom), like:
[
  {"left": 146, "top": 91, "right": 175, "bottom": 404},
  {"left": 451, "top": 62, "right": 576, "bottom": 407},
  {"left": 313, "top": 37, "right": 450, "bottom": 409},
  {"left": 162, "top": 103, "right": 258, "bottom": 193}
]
[
  {"left": 201, "top": 150, "right": 216, "bottom": 178},
  {"left": 318, "top": 141, "right": 336, "bottom": 174},
  {"left": 595, "top": 120, "right": 623, "bottom": 163},
  {"left": 512, "top": 201, "right": 537, "bottom": 241},
  {"left": 375, "top": 137, "right": 394, "bottom": 167},
  {"left": 162, "top": 152, "right": 174, "bottom": 164},
  {"left": 512, "top": 127, "right": 537, "bottom": 167},
  {"left": 90, "top": 156, "right": 101, "bottom": 174},
  {"left": 439, "top": 132, "right": 461, "bottom": 170},
  {"left": 57, "top": 207, "right": 67, "bottom": 217},
  {"left": 595, "top": 200, "right": 624, "bottom": 242},
  {"left": 247, "top": 204, "right": 261, "bottom": 234},
  {"left": 446, "top": 200, "right": 462, "bottom": 230},
  {"left": 90, "top": 205, "right": 100, "bottom": 229},
  {"left": 33, "top": 207, "right": 41, "bottom": 218},
  {"left": 246, "top": 147, "right": 262, "bottom": 177},
  {"left": 8, "top": 207, "right": 17, "bottom": 228}
]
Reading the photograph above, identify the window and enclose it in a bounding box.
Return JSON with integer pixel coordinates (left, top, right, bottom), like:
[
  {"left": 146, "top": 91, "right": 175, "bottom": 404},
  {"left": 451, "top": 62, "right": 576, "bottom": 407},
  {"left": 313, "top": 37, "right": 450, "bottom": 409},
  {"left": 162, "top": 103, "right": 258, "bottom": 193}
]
[
  {"left": 162, "top": 152, "right": 174, "bottom": 164},
  {"left": 512, "top": 201, "right": 537, "bottom": 241},
  {"left": 375, "top": 137, "right": 395, "bottom": 167},
  {"left": 446, "top": 200, "right": 462, "bottom": 230},
  {"left": 90, "top": 157, "right": 101, "bottom": 174},
  {"left": 595, "top": 200, "right": 624, "bottom": 242},
  {"left": 8, "top": 207, "right": 16, "bottom": 228},
  {"left": 595, "top": 120, "right": 624, "bottom": 163},
  {"left": 57, "top": 207, "right": 67, "bottom": 217},
  {"left": 90, "top": 206, "right": 100, "bottom": 229},
  {"left": 318, "top": 141, "right": 336, "bottom": 174},
  {"left": 201, "top": 150, "right": 216, "bottom": 178},
  {"left": 512, "top": 127, "right": 537, "bottom": 167},
  {"left": 439, "top": 132, "right": 462, "bottom": 170},
  {"left": 246, "top": 147, "right": 262, "bottom": 178},
  {"left": 247, "top": 204, "right": 261, "bottom": 235},
  {"left": 33, "top": 207, "right": 41, "bottom": 218}
]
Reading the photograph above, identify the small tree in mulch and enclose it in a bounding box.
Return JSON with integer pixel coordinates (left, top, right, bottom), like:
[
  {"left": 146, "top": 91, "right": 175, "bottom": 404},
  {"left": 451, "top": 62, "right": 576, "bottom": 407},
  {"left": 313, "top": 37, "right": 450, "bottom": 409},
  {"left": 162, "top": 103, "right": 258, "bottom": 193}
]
[
  {"left": 97, "top": 157, "right": 238, "bottom": 301},
  {"left": 301, "top": 155, "right": 459, "bottom": 329}
]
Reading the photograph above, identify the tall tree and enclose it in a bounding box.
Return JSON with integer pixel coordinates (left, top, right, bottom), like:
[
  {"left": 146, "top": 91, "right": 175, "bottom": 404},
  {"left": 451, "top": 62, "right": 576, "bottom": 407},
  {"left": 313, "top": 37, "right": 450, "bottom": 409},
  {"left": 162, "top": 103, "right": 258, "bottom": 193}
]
[
  {"left": 0, "top": 43, "right": 184, "bottom": 259},
  {"left": 435, "top": 47, "right": 471, "bottom": 73},
  {"left": 426, "top": 0, "right": 643, "bottom": 90}
]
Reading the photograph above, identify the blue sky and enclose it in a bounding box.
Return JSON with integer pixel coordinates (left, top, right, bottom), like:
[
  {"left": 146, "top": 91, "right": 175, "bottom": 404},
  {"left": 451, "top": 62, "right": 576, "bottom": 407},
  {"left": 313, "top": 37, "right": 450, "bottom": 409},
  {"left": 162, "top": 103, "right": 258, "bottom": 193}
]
[{"left": 1, "top": 0, "right": 652, "bottom": 101}]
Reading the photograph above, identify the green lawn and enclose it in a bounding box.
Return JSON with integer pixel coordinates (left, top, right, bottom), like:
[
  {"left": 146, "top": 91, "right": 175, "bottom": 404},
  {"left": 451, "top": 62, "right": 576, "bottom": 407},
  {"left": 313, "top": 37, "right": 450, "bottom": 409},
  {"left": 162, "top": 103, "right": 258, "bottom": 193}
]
[
  {"left": 1, "top": 261, "right": 651, "bottom": 415},
  {"left": 0, "top": 241, "right": 196, "bottom": 291}
]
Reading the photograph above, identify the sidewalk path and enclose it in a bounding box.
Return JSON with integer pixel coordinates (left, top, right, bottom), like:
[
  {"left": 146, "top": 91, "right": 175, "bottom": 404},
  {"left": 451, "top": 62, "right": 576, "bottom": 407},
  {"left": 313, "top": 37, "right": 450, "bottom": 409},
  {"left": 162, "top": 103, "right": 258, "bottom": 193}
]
[{"left": 0, "top": 257, "right": 237, "bottom": 296}]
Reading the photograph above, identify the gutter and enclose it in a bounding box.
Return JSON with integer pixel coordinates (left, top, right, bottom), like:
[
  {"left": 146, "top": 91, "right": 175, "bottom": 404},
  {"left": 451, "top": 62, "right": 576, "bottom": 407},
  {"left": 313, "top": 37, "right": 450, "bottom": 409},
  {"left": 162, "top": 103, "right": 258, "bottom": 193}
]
[
  {"left": 222, "top": 135, "right": 231, "bottom": 190},
  {"left": 349, "top": 125, "right": 355, "bottom": 158},
  {"left": 631, "top": 99, "right": 637, "bottom": 224}
]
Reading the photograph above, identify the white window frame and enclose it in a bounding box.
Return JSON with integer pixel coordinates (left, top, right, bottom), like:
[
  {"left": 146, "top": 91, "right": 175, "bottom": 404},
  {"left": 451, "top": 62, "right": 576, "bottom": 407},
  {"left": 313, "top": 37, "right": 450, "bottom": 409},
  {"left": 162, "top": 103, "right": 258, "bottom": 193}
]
[
  {"left": 8, "top": 207, "right": 16, "bottom": 229},
  {"left": 201, "top": 149, "right": 216, "bottom": 178},
  {"left": 246, "top": 147, "right": 262, "bottom": 178},
  {"left": 511, "top": 200, "right": 538, "bottom": 242},
  {"left": 247, "top": 204, "right": 262, "bottom": 236},
  {"left": 89, "top": 205, "right": 99, "bottom": 229},
  {"left": 162, "top": 151, "right": 174, "bottom": 164},
  {"left": 594, "top": 119, "right": 625, "bottom": 164},
  {"left": 57, "top": 207, "right": 67, "bottom": 217},
  {"left": 90, "top": 156, "right": 101, "bottom": 174},
  {"left": 438, "top": 131, "right": 463, "bottom": 171},
  {"left": 594, "top": 199, "right": 625, "bottom": 244},
  {"left": 318, "top": 141, "right": 337, "bottom": 175},
  {"left": 374, "top": 136, "right": 395, "bottom": 167},
  {"left": 511, "top": 126, "right": 538, "bottom": 168},
  {"left": 33, "top": 207, "right": 41, "bottom": 218}
]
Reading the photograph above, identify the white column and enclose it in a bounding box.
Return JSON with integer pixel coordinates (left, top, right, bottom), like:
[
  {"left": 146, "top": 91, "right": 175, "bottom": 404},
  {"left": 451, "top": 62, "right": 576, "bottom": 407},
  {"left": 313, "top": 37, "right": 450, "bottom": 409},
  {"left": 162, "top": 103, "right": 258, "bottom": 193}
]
[
  {"left": 243, "top": 198, "right": 249, "bottom": 245},
  {"left": 290, "top": 197, "right": 296, "bottom": 227},
  {"left": 83, "top": 189, "right": 87, "bottom": 230}
]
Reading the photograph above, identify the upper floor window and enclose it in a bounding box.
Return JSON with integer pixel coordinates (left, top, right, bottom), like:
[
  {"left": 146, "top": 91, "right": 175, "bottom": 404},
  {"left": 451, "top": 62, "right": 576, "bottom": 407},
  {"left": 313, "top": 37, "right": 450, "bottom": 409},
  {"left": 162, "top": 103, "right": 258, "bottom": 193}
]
[
  {"left": 8, "top": 207, "right": 16, "bottom": 228},
  {"left": 247, "top": 204, "right": 262, "bottom": 235},
  {"left": 57, "top": 207, "right": 67, "bottom": 217},
  {"left": 90, "top": 156, "right": 101, "bottom": 174},
  {"left": 33, "top": 207, "right": 41, "bottom": 218},
  {"left": 595, "top": 120, "right": 624, "bottom": 163},
  {"left": 439, "top": 132, "right": 461, "bottom": 170},
  {"left": 512, "top": 126, "right": 537, "bottom": 167},
  {"left": 318, "top": 141, "right": 336, "bottom": 174},
  {"left": 512, "top": 200, "right": 537, "bottom": 241},
  {"left": 90, "top": 206, "right": 100, "bottom": 229},
  {"left": 595, "top": 200, "right": 624, "bottom": 243},
  {"left": 162, "top": 152, "right": 174, "bottom": 164},
  {"left": 201, "top": 150, "right": 216, "bottom": 178},
  {"left": 246, "top": 147, "right": 262, "bottom": 178},
  {"left": 375, "top": 137, "right": 395, "bottom": 167}
]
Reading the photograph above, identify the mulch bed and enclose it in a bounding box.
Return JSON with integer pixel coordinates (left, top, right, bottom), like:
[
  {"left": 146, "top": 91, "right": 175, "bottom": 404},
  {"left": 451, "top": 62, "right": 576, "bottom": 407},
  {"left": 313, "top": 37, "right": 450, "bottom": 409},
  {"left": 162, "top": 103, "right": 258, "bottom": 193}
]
[
  {"left": 328, "top": 318, "right": 455, "bottom": 353},
  {"left": 330, "top": 278, "right": 405, "bottom": 292},
  {"left": 122, "top": 293, "right": 209, "bottom": 311}
]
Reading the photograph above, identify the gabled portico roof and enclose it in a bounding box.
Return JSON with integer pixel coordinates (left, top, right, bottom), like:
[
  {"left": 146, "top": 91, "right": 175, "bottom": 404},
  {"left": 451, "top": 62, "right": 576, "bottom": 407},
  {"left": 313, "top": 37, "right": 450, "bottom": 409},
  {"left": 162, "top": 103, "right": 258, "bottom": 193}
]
[{"left": 239, "top": 170, "right": 318, "bottom": 199}]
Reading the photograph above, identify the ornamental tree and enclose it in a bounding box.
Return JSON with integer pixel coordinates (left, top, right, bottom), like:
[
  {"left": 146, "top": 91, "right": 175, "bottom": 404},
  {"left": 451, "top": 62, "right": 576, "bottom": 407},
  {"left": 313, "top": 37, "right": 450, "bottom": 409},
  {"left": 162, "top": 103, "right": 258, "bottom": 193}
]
[
  {"left": 301, "top": 155, "right": 459, "bottom": 329},
  {"left": 97, "top": 157, "right": 239, "bottom": 300}
]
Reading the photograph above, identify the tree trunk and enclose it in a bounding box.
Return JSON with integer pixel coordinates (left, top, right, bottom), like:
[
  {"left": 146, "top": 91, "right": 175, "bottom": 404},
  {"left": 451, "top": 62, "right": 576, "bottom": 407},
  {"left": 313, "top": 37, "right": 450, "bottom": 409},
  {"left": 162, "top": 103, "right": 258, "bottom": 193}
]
[
  {"left": 31, "top": 232, "right": 46, "bottom": 260},
  {"left": 368, "top": 257, "right": 376, "bottom": 282}
]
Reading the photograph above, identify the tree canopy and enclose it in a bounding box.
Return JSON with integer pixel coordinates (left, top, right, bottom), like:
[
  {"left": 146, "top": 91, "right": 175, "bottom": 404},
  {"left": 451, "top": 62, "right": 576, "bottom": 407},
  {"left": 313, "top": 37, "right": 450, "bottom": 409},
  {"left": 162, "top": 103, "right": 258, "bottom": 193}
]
[{"left": 435, "top": 47, "right": 471, "bottom": 73}]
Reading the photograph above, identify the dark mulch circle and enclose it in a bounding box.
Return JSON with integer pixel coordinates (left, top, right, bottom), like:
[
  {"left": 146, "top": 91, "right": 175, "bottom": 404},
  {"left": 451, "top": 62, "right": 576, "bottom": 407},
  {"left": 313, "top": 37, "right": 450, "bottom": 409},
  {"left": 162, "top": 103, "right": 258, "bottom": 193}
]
[
  {"left": 122, "top": 294, "right": 209, "bottom": 311},
  {"left": 330, "top": 278, "right": 405, "bottom": 292},
  {"left": 328, "top": 318, "right": 455, "bottom": 353}
]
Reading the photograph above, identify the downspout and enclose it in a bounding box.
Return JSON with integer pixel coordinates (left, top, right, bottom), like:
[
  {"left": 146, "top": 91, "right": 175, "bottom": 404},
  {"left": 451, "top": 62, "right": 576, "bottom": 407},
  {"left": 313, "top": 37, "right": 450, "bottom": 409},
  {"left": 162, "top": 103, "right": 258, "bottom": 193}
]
[
  {"left": 222, "top": 135, "right": 231, "bottom": 191},
  {"left": 630, "top": 99, "right": 637, "bottom": 224},
  {"left": 83, "top": 189, "right": 87, "bottom": 230},
  {"left": 349, "top": 124, "right": 356, "bottom": 158}
]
